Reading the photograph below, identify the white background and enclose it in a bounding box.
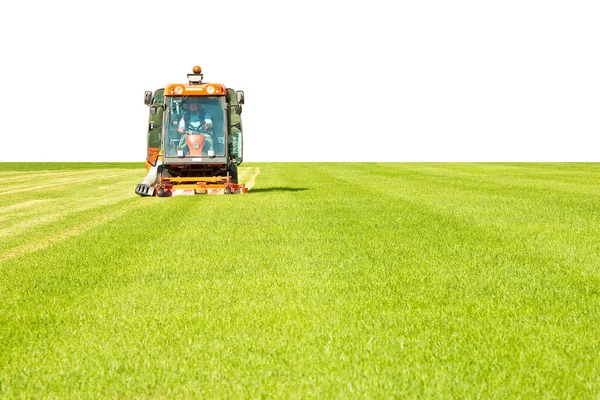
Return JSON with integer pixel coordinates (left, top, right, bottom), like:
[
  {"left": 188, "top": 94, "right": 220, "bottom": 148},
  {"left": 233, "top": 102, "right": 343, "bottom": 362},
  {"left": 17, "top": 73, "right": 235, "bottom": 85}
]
[{"left": 1, "top": 0, "right": 599, "bottom": 162}]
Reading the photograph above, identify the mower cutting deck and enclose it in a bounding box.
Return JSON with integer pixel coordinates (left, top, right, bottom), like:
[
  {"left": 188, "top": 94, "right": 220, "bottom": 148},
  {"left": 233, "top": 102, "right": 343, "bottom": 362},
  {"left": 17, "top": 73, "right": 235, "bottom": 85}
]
[{"left": 136, "top": 176, "right": 247, "bottom": 197}]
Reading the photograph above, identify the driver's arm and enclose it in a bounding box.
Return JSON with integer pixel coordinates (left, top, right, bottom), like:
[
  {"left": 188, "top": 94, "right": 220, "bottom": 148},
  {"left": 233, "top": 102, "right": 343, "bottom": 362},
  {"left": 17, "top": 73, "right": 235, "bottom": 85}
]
[
  {"left": 204, "top": 114, "right": 213, "bottom": 130},
  {"left": 178, "top": 117, "right": 186, "bottom": 133}
]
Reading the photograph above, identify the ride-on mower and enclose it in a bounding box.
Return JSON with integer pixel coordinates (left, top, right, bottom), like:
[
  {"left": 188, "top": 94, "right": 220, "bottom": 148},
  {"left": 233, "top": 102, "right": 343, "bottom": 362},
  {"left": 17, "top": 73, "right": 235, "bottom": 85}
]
[{"left": 135, "top": 66, "right": 246, "bottom": 196}]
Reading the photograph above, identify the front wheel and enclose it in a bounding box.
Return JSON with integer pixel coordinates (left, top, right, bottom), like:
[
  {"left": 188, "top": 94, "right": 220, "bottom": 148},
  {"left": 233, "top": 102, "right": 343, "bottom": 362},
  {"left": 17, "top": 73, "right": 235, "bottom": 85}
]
[{"left": 228, "top": 163, "right": 238, "bottom": 184}]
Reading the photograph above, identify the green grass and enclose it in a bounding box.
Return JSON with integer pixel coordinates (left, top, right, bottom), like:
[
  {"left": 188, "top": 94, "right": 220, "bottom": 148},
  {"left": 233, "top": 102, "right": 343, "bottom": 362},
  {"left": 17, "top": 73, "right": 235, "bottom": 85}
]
[{"left": 0, "top": 162, "right": 599, "bottom": 398}]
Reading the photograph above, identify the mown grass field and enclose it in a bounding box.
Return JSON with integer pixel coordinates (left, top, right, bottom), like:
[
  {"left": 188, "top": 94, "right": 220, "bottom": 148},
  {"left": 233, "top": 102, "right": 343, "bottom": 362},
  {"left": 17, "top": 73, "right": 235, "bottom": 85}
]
[{"left": 1, "top": 162, "right": 599, "bottom": 398}]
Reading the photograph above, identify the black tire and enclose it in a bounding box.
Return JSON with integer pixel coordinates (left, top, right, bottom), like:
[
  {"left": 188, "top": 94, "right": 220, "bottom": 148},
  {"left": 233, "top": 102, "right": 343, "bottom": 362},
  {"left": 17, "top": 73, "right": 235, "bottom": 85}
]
[
  {"left": 157, "top": 187, "right": 165, "bottom": 197},
  {"left": 228, "top": 163, "right": 238, "bottom": 184},
  {"left": 160, "top": 166, "right": 173, "bottom": 179}
]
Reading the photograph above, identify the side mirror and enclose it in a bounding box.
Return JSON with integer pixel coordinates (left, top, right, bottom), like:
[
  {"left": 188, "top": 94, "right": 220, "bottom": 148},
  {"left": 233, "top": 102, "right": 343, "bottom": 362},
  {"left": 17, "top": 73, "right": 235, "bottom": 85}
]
[
  {"left": 236, "top": 90, "right": 245, "bottom": 105},
  {"left": 144, "top": 91, "right": 153, "bottom": 106}
]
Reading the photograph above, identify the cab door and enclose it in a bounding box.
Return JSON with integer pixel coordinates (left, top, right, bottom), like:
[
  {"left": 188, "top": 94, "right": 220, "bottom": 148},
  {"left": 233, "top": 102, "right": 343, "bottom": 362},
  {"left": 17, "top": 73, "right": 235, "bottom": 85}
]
[
  {"left": 227, "top": 88, "right": 243, "bottom": 165},
  {"left": 145, "top": 89, "right": 164, "bottom": 168}
]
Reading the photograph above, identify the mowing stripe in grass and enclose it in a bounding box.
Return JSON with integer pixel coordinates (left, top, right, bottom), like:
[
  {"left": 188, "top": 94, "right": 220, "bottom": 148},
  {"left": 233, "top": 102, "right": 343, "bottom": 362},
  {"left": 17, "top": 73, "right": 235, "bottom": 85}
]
[
  {"left": 0, "top": 179, "right": 142, "bottom": 236},
  {"left": 0, "top": 166, "right": 262, "bottom": 259},
  {"left": 0, "top": 199, "right": 57, "bottom": 216},
  {"left": 0, "top": 169, "right": 116, "bottom": 183},
  {"left": 0, "top": 198, "right": 150, "bottom": 263},
  {"left": 0, "top": 167, "right": 147, "bottom": 260},
  {"left": 0, "top": 170, "right": 129, "bottom": 195},
  {"left": 0, "top": 193, "right": 136, "bottom": 242}
]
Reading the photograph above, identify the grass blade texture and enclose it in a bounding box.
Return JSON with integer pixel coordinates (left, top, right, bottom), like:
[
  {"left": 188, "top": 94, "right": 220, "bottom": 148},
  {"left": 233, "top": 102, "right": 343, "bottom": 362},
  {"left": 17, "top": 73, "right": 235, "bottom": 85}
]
[{"left": 0, "top": 162, "right": 599, "bottom": 398}]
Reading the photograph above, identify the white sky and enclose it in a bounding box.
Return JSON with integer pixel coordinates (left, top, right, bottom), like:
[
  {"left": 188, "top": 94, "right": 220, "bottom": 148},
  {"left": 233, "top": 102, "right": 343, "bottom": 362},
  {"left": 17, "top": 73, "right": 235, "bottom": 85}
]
[{"left": 1, "top": 0, "right": 599, "bottom": 162}]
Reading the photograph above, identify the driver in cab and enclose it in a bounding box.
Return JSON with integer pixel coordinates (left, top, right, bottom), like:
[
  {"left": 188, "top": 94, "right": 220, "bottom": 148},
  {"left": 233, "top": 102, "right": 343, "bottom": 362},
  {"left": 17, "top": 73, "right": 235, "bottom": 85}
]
[{"left": 177, "top": 102, "right": 214, "bottom": 155}]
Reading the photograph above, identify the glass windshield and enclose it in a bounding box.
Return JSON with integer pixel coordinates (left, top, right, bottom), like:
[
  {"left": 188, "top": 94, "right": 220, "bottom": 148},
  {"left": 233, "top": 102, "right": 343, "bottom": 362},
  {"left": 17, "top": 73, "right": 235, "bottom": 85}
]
[{"left": 164, "top": 96, "right": 226, "bottom": 158}]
